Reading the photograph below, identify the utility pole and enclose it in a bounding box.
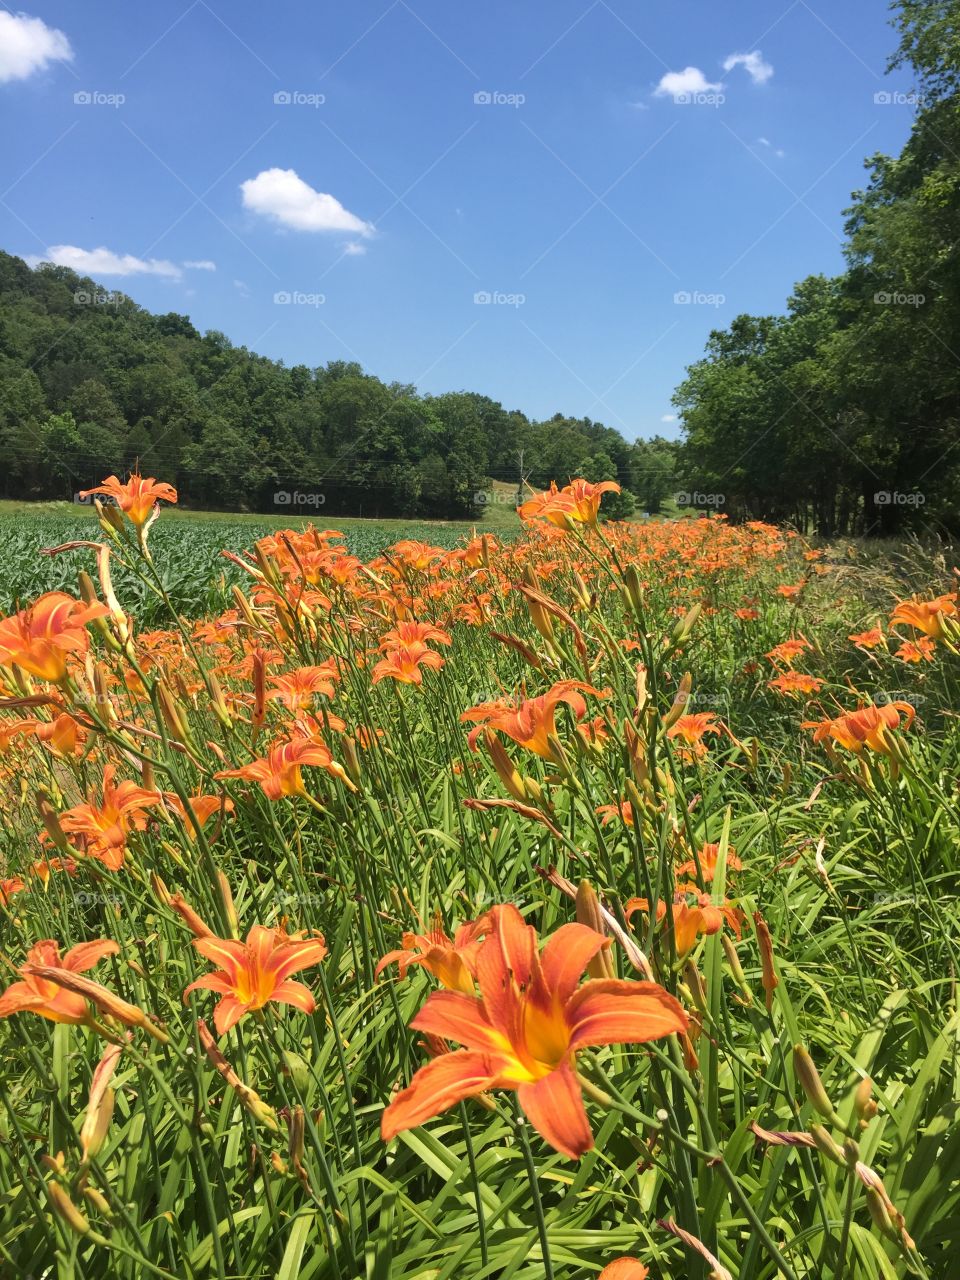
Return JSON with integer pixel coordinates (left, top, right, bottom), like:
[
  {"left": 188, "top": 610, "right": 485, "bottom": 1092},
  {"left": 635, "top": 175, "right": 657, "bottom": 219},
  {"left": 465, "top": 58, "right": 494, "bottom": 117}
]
[{"left": 515, "top": 447, "right": 531, "bottom": 508}]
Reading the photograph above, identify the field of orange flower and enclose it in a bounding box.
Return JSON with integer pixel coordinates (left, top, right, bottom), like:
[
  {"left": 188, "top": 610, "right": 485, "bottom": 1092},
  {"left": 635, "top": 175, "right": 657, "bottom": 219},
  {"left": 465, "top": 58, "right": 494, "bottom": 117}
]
[{"left": 0, "top": 475, "right": 957, "bottom": 1279}]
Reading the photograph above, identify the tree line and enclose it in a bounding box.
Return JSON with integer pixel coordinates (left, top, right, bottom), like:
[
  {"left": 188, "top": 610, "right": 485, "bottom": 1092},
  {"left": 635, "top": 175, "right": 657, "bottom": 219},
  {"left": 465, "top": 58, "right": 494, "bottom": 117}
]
[
  {"left": 0, "top": 250, "right": 682, "bottom": 519},
  {"left": 674, "top": 0, "right": 960, "bottom": 536}
]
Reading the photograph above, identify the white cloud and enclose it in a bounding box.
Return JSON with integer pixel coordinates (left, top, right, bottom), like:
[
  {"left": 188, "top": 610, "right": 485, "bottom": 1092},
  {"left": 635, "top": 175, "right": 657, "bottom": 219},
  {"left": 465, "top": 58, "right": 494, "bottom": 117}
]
[
  {"left": 240, "top": 167, "right": 374, "bottom": 236},
  {"left": 654, "top": 67, "right": 723, "bottom": 98},
  {"left": 32, "top": 245, "right": 182, "bottom": 279},
  {"left": 233, "top": 279, "right": 250, "bottom": 297},
  {"left": 756, "top": 137, "right": 786, "bottom": 158},
  {"left": 723, "top": 51, "right": 774, "bottom": 85},
  {"left": 0, "top": 12, "right": 72, "bottom": 83},
  {"left": 343, "top": 241, "right": 367, "bottom": 256},
  {"left": 661, "top": 414, "right": 677, "bottom": 423},
  {"left": 184, "top": 259, "right": 216, "bottom": 271}
]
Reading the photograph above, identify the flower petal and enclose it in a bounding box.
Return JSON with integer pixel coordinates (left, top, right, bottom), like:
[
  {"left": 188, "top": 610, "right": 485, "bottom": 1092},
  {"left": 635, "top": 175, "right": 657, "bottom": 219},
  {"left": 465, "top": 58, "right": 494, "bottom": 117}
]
[
  {"left": 410, "top": 990, "right": 506, "bottom": 1054},
  {"left": 517, "top": 1060, "right": 593, "bottom": 1160},
  {"left": 567, "top": 979, "right": 687, "bottom": 1050},
  {"left": 63, "top": 939, "right": 120, "bottom": 973},
  {"left": 270, "top": 979, "right": 316, "bottom": 1015},
  {"left": 381, "top": 1049, "right": 504, "bottom": 1141},
  {"left": 540, "top": 922, "right": 609, "bottom": 1003}
]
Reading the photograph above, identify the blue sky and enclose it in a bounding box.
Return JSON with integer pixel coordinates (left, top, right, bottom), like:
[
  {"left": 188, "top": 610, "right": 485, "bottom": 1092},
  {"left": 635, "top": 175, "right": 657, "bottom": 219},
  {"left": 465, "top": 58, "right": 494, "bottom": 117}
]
[{"left": 1, "top": 1, "right": 921, "bottom": 441}]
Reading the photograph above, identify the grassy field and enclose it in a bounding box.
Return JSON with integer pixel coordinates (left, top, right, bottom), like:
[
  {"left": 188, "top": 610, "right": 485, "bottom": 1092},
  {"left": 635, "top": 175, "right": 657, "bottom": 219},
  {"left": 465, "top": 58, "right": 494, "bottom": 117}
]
[{"left": 0, "top": 478, "right": 957, "bottom": 1279}]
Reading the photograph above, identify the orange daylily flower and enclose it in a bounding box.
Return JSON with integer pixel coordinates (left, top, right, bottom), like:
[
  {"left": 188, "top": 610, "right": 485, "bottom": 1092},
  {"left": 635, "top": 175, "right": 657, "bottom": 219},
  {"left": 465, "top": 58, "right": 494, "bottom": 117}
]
[
  {"left": 0, "top": 938, "right": 119, "bottom": 1025},
  {"left": 599, "top": 1261, "right": 649, "bottom": 1280},
  {"left": 519, "top": 479, "right": 621, "bottom": 530},
  {"left": 596, "top": 800, "right": 634, "bottom": 827},
  {"left": 461, "top": 680, "right": 602, "bottom": 760},
  {"left": 375, "top": 913, "right": 487, "bottom": 994},
  {"left": 371, "top": 642, "right": 445, "bottom": 686},
  {"left": 0, "top": 877, "right": 26, "bottom": 906},
  {"left": 0, "top": 592, "right": 110, "bottom": 683},
  {"left": 676, "top": 842, "right": 742, "bottom": 883},
  {"left": 266, "top": 663, "right": 339, "bottom": 713},
  {"left": 849, "top": 627, "right": 884, "bottom": 650},
  {"left": 890, "top": 593, "right": 957, "bottom": 640},
  {"left": 895, "top": 637, "right": 935, "bottom": 664},
  {"left": 626, "top": 895, "right": 716, "bottom": 958},
  {"left": 379, "top": 620, "right": 451, "bottom": 650},
  {"left": 79, "top": 473, "right": 178, "bottom": 526},
  {"left": 184, "top": 924, "right": 328, "bottom": 1035},
  {"left": 216, "top": 736, "right": 353, "bottom": 799},
  {"left": 666, "top": 712, "right": 719, "bottom": 758},
  {"left": 381, "top": 904, "right": 687, "bottom": 1160},
  {"left": 163, "top": 792, "right": 234, "bottom": 839},
  {"left": 58, "top": 765, "right": 164, "bottom": 870},
  {"left": 768, "top": 671, "right": 824, "bottom": 697},
  {"left": 765, "top": 636, "right": 812, "bottom": 667},
  {"left": 803, "top": 701, "right": 915, "bottom": 756},
  {"left": 565, "top": 478, "right": 622, "bottom": 528}
]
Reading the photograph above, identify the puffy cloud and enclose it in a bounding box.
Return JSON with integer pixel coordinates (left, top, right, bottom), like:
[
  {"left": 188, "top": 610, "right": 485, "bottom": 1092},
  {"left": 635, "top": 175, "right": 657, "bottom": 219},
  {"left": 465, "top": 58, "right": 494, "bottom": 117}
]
[
  {"left": 0, "top": 12, "right": 72, "bottom": 83},
  {"left": 661, "top": 413, "right": 678, "bottom": 423},
  {"left": 723, "top": 51, "right": 774, "bottom": 85},
  {"left": 31, "top": 245, "right": 182, "bottom": 279},
  {"left": 240, "top": 168, "right": 374, "bottom": 236},
  {"left": 184, "top": 259, "right": 217, "bottom": 271},
  {"left": 654, "top": 67, "right": 723, "bottom": 98}
]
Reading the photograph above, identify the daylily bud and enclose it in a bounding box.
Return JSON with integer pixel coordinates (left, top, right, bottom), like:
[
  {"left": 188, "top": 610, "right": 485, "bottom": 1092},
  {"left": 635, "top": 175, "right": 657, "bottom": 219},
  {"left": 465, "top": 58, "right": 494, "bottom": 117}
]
[
  {"left": 341, "top": 735, "right": 362, "bottom": 787},
  {"left": 36, "top": 791, "right": 70, "bottom": 851},
  {"left": 683, "top": 959, "right": 708, "bottom": 1015},
  {"left": 47, "top": 1181, "right": 90, "bottom": 1235},
  {"left": 207, "top": 672, "right": 233, "bottom": 728},
  {"left": 754, "top": 913, "right": 779, "bottom": 1010},
  {"left": 842, "top": 1137, "right": 860, "bottom": 1166},
  {"left": 721, "top": 935, "right": 751, "bottom": 1003},
  {"left": 854, "top": 1076, "right": 874, "bottom": 1120},
  {"left": 287, "top": 1105, "right": 306, "bottom": 1166},
  {"left": 485, "top": 731, "right": 530, "bottom": 803},
  {"left": 794, "top": 1045, "right": 835, "bottom": 1119},
  {"left": 810, "top": 1124, "right": 846, "bottom": 1165},
  {"left": 217, "top": 871, "right": 240, "bottom": 939},
  {"left": 169, "top": 892, "right": 215, "bottom": 939},
  {"left": 26, "top": 966, "right": 168, "bottom": 1043},
  {"left": 575, "top": 881, "right": 614, "bottom": 979},
  {"left": 80, "top": 1041, "right": 122, "bottom": 1162},
  {"left": 668, "top": 601, "right": 702, "bottom": 648},
  {"left": 623, "top": 564, "right": 645, "bottom": 616},
  {"left": 661, "top": 673, "right": 693, "bottom": 731},
  {"left": 150, "top": 870, "right": 171, "bottom": 908},
  {"left": 197, "top": 1019, "right": 279, "bottom": 1131},
  {"left": 156, "top": 679, "right": 189, "bottom": 743},
  {"left": 81, "top": 1185, "right": 113, "bottom": 1219},
  {"left": 866, "top": 1187, "right": 894, "bottom": 1237}
]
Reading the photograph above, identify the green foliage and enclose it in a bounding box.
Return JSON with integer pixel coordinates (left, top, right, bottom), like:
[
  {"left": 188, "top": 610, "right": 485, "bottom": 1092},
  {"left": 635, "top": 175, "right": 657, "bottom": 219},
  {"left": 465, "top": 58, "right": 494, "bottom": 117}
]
[
  {"left": 674, "top": 0, "right": 960, "bottom": 536},
  {"left": 0, "top": 255, "right": 637, "bottom": 519}
]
